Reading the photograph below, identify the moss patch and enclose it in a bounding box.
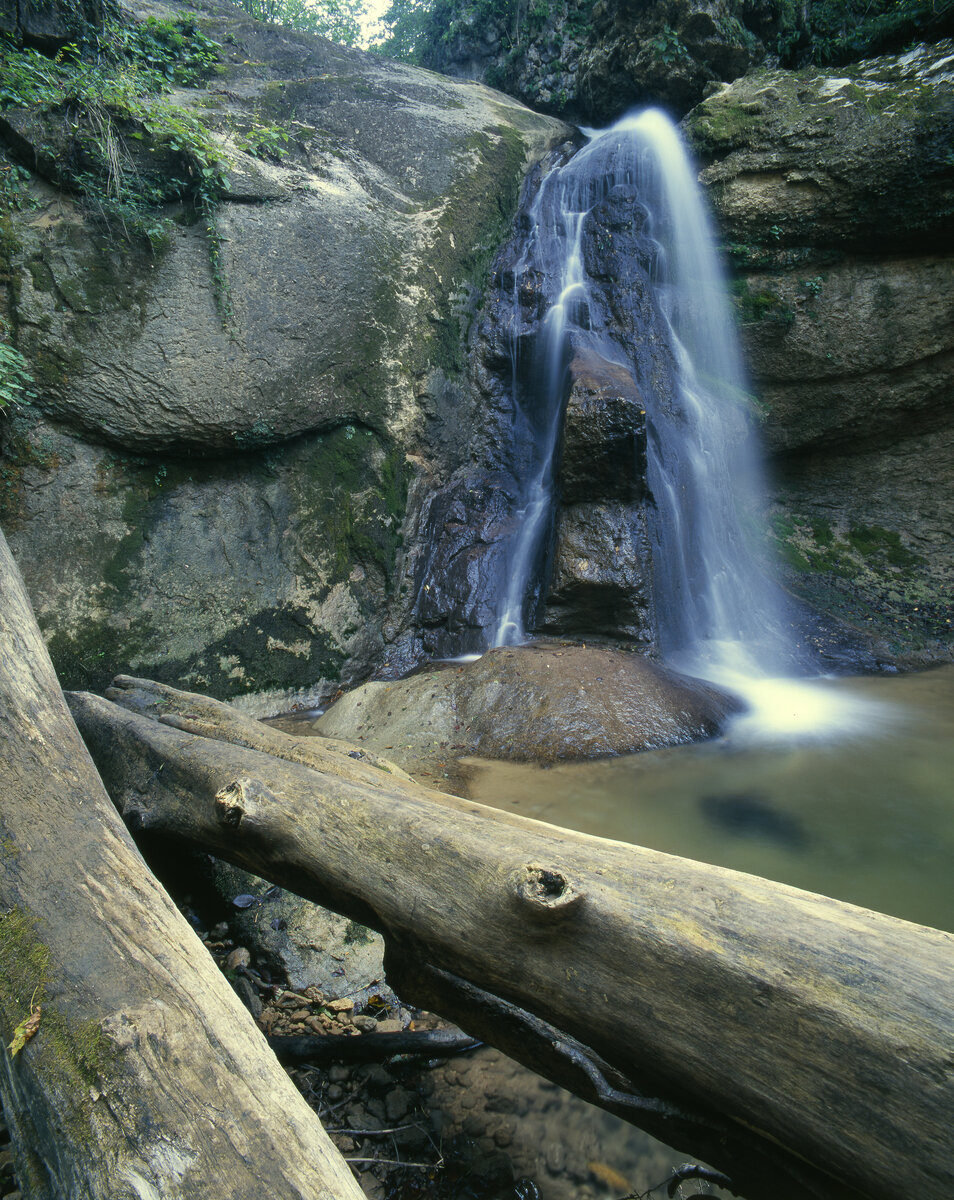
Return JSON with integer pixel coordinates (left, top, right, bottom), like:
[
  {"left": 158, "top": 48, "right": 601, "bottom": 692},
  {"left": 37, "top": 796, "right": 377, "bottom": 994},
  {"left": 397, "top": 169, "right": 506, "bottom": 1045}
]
[
  {"left": 769, "top": 508, "right": 952, "bottom": 654},
  {"left": 412, "top": 123, "right": 529, "bottom": 376},
  {"left": 730, "top": 278, "right": 794, "bottom": 326},
  {"left": 294, "top": 424, "right": 407, "bottom": 586}
]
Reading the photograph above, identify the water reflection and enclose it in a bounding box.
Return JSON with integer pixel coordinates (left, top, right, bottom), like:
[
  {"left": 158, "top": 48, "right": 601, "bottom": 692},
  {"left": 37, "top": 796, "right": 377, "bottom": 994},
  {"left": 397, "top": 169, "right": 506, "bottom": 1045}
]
[{"left": 461, "top": 666, "right": 954, "bottom": 932}]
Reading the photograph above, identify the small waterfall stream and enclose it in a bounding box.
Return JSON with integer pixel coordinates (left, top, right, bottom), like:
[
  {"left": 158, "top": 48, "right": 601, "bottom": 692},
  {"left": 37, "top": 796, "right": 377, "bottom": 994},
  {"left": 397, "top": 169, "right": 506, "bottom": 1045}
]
[
  {"left": 487, "top": 109, "right": 878, "bottom": 737},
  {"left": 492, "top": 110, "right": 791, "bottom": 666}
]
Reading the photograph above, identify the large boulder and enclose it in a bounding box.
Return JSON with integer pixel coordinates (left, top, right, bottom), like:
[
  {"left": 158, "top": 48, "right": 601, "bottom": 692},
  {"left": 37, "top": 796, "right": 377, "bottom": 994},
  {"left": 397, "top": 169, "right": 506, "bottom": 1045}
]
[
  {"left": 685, "top": 42, "right": 954, "bottom": 664},
  {"left": 0, "top": 0, "right": 568, "bottom": 706},
  {"left": 313, "top": 642, "right": 740, "bottom": 779},
  {"left": 0, "top": 0, "right": 115, "bottom": 50}
]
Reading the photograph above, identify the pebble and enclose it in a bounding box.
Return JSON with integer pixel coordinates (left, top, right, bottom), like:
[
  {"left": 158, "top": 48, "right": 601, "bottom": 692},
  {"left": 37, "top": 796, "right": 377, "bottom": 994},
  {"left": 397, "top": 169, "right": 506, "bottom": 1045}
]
[
  {"left": 374, "top": 1018, "right": 402, "bottom": 1034},
  {"left": 384, "top": 1088, "right": 413, "bottom": 1122},
  {"left": 230, "top": 976, "right": 262, "bottom": 1019},
  {"left": 545, "top": 1140, "right": 566, "bottom": 1174},
  {"left": 225, "top": 947, "right": 251, "bottom": 971}
]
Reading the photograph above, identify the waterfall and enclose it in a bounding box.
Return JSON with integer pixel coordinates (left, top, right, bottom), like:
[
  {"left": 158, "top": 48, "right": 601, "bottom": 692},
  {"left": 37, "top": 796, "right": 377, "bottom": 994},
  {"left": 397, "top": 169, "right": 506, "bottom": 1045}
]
[
  {"left": 487, "top": 109, "right": 885, "bottom": 737},
  {"left": 492, "top": 109, "right": 795, "bottom": 671}
]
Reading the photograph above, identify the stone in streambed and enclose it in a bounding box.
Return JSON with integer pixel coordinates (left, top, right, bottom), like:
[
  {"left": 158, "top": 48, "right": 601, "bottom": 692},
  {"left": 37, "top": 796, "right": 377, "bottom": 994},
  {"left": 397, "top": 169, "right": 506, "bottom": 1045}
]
[{"left": 314, "top": 643, "right": 739, "bottom": 776}]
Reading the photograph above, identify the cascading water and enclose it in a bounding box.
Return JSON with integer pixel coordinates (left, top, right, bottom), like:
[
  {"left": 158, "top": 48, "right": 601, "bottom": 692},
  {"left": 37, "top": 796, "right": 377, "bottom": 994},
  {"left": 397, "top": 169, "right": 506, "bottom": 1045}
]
[{"left": 490, "top": 109, "right": 880, "bottom": 737}]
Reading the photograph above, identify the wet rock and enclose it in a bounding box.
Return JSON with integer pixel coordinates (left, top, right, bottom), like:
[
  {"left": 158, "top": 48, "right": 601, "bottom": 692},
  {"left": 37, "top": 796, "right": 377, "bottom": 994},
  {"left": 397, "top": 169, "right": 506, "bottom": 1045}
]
[
  {"left": 685, "top": 43, "right": 954, "bottom": 665},
  {"left": 560, "top": 349, "right": 647, "bottom": 504},
  {"left": 209, "top": 863, "right": 387, "bottom": 1003},
  {"left": 314, "top": 642, "right": 739, "bottom": 777},
  {"left": 410, "top": 470, "right": 522, "bottom": 658},
  {"left": 543, "top": 505, "right": 654, "bottom": 643}
]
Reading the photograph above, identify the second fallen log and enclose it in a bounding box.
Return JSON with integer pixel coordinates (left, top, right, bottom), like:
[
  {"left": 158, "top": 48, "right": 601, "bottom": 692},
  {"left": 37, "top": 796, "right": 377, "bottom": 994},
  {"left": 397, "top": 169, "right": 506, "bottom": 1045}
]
[{"left": 68, "top": 682, "right": 954, "bottom": 1200}]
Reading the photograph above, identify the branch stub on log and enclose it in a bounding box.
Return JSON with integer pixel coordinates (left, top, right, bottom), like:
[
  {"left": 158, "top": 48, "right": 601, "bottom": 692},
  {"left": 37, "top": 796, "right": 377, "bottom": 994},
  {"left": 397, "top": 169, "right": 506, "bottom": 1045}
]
[
  {"left": 214, "top": 777, "right": 278, "bottom": 828},
  {"left": 510, "top": 864, "right": 584, "bottom": 922}
]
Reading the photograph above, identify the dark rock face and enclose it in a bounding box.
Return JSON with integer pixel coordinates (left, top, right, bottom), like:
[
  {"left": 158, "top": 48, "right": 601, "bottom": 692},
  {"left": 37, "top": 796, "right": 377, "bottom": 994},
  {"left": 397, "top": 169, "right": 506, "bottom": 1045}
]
[
  {"left": 421, "top": 0, "right": 771, "bottom": 124},
  {"left": 409, "top": 470, "right": 521, "bottom": 658},
  {"left": 575, "top": 0, "right": 762, "bottom": 122},
  {"left": 686, "top": 42, "right": 954, "bottom": 665},
  {"left": 559, "top": 349, "right": 647, "bottom": 504},
  {"left": 0, "top": 0, "right": 114, "bottom": 51},
  {"left": 403, "top": 146, "right": 674, "bottom": 656}
]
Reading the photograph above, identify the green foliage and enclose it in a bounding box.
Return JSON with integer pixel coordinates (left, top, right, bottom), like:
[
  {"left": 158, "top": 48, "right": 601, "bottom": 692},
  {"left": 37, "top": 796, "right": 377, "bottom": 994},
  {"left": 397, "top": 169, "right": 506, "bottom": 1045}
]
[
  {"left": 648, "top": 25, "right": 690, "bottom": 66},
  {"left": 0, "top": 20, "right": 231, "bottom": 250},
  {"left": 235, "top": 0, "right": 368, "bottom": 47},
  {"left": 233, "top": 121, "right": 289, "bottom": 160},
  {"left": 0, "top": 160, "right": 31, "bottom": 211},
  {"left": 0, "top": 341, "right": 36, "bottom": 411},
  {"left": 730, "top": 278, "right": 794, "bottom": 326},
  {"left": 0, "top": 15, "right": 290, "bottom": 317},
  {"left": 370, "top": 0, "right": 433, "bottom": 61},
  {"left": 102, "top": 14, "right": 223, "bottom": 87},
  {"left": 772, "top": 0, "right": 954, "bottom": 66}
]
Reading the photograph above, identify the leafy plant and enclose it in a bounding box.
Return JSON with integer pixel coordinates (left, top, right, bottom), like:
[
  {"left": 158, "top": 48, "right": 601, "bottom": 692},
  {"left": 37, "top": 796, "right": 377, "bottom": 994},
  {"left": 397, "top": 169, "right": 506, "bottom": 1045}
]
[
  {"left": 0, "top": 19, "right": 248, "bottom": 313},
  {"left": 772, "top": 0, "right": 954, "bottom": 66},
  {"left": 648, "top": 26, "right": 690, "bottom": 66},
  {"left": 0, "top": 342, "right": 37, "bottom": 411}
]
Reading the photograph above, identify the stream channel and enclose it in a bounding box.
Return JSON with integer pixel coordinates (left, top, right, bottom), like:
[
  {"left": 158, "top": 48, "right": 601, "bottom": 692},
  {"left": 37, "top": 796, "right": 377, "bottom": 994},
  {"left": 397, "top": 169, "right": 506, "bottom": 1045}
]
[{"left": 403, "top": 664, "right": 954, "bottom": 1200}]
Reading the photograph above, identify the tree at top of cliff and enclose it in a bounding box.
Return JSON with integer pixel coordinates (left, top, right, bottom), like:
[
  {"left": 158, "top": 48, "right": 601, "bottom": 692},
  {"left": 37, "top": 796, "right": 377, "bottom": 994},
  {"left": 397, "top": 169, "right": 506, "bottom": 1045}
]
[{"left": 235, "top": 0, "right": 369, "bottom": 46}]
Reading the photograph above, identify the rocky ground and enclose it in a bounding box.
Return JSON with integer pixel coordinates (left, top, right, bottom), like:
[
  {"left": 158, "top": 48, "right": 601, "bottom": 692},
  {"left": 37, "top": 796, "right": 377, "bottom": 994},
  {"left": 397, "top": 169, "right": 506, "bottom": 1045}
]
[
  {"left": 0, "top": 854, "right": 727, "bottom": 1200},
  {"left": 191, "top": 903, "right": 720, "bottom": 1200}
]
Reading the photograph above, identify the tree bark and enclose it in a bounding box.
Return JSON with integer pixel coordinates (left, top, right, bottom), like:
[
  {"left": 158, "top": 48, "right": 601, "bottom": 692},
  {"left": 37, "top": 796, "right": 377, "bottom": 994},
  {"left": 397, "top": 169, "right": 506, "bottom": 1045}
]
[
  {"left": 68, "top": 676, "right": 954, "bottom": 1200},
  {"left": 0, "top": 532, "right": 365, "bottom": 1200}
]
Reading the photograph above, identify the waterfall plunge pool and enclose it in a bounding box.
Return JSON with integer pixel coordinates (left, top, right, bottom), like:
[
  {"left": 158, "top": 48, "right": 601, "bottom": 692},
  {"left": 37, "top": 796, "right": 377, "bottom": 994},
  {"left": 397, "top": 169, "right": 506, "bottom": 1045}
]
[{"left": 457, "top": 664, "right": 954, "bottom": 933}]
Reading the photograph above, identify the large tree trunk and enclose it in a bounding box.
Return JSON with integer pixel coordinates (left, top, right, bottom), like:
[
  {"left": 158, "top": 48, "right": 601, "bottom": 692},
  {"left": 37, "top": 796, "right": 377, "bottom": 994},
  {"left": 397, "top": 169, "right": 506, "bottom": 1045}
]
[
  {"left": 69, "top": 677, "right": 954, "bottom": 1200},
  {"left": 0, "top": 532, "right": 365, "bottom": 1200}
]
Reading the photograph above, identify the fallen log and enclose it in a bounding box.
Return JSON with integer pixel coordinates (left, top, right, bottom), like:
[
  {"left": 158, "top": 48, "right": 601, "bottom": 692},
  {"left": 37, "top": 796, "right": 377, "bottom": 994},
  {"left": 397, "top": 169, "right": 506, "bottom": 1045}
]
[
  {"left": 0, "top": 532, "right": 365, "bottom": 1200},
  {"left": 68, "top": 677, "right": 954, "bottom": 1200}
]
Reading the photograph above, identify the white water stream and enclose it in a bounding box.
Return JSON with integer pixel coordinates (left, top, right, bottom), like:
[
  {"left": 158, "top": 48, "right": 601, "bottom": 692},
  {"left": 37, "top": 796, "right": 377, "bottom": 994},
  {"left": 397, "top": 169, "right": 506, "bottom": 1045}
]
[{"left": 491, "top": 109, "right": 883, "bottom": 741}]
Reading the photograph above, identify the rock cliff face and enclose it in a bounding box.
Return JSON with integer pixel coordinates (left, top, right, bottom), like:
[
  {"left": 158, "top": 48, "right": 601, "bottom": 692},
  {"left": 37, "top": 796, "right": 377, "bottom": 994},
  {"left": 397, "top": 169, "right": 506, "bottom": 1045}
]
[
  {"left": 3, "top": 3, "right": 951, "bottom": 702},
  {"left": 420, "top": 0, "right": 771, "bottom": 123},
  {"left": 0, "top": 0, "right": 568, "bottom": 707},
  {"left": 685, "top": 41, "right": 954, "bottom": 663}
]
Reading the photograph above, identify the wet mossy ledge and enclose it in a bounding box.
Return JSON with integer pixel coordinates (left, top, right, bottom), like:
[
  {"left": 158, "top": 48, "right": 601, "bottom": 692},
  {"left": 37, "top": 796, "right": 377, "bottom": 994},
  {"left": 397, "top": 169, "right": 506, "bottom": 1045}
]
[
  {"left": 0, "top": 0, "right": 568, "bottom": 709},
  {"left": 684, "top": 41, "right": 954, "bottom": 667}
]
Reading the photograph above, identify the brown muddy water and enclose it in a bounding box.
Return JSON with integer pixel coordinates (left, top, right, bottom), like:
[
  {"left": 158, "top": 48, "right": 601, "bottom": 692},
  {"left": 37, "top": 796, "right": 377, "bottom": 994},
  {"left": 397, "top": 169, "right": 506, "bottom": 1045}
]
[{"left": 459, "top": 665, "right": 954, "bottom": 933}]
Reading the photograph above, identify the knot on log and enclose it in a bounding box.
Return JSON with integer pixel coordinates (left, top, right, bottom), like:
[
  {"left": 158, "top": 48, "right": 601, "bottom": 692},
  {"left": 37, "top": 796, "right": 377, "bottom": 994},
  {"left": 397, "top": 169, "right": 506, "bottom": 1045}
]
[
  {"left": 510, "top": 864, "right": 584, "bottom": 922},
  {"left": 214, "top": 777, "right": 276, "bottom": 828}
]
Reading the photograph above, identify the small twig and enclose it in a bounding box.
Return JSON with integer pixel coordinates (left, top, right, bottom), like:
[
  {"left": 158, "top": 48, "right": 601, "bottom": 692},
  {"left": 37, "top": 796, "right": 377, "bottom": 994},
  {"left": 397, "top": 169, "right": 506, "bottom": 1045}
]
[
  {"left": 269, "top": 1028, "right": 480, "bottom": 1066},
  {"left": 619, "top": 1162, "right": 736, "bottom": 1199},
  {"left": 334, "top": 1123, "right": 425, "bottom": 1137},
  {"left": 344, "top": 1157, "right": 439, "bottom": 1168}
]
